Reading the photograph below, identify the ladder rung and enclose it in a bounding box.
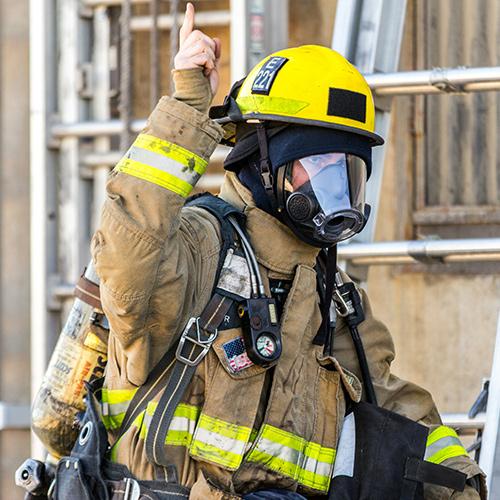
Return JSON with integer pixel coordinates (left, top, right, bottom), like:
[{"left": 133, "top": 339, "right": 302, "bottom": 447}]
[
  {"left": 442, "top": 412, "right": 486, "bottom": 431},
  {"left": 84, "top": 0, "right": 168, "bottom": 6}
]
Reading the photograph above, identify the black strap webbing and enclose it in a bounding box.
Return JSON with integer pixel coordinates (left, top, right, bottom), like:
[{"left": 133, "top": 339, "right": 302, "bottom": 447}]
[
  {"left": 145, "top": 292, "right": 234, "bottom": 467},
  {"left": 313, "top": 246, "right": 337, "bottom": 350},
  {"left": 404, "top": 457, "right": 467, "bottom": 492},
  {"left": 186, "top": 192, "right": 244, "bottom": 281},
  {"left": 115, "top": 343, "right": 178, "bottom": 443}
]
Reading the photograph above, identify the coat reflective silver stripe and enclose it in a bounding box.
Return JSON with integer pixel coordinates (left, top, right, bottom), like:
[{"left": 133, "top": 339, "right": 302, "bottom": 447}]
[
  {"left": 252, "top": 437, "right": 332, "bottom": 478},
  {"left": 332, "top": 412, "right": 355, "bottom": 479},
  {"left": 424, "top": 435, "right": 464, "bottom": 460},
  {"left": 424, "top": 425, "right": 469, "bottom": 464},
  {"left": 126, "top": 145, "right": 201, "bottom": 186},
  {"left": 102, "top": 400, "right": 130, "bottom": 417},
  {"left": 301, "top": 454, "right": 333, "bottom": 478},
  {"left": 169, "top": 415, "right": 197, "bottom": 434},
  {"left": 138, "top": 404, "right": 199, "bottom": 442},
  {"left": 255, "top": 436, "right": 302, "bottom": 467}
]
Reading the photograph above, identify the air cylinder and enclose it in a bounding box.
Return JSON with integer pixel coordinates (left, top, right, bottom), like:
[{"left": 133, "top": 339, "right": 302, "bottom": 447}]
[{"left": 31, "top": 262, "right": 108, "bottom": 458}]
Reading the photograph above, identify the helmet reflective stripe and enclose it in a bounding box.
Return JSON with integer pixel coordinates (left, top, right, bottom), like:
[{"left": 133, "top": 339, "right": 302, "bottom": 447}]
[
  {"left": 425, "top": 426, "right": 469, "bottom": 464},
  {"left": 115, "top": 133, "right": 208, "bottom": 197},
  {"left": 247, "top": 424, "right": 336, "bottom": 492}
]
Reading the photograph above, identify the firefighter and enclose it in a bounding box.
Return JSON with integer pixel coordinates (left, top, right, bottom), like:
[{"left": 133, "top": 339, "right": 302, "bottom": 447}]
[{"left": 82, "top": 3, "right": 485, "bottom": 499}]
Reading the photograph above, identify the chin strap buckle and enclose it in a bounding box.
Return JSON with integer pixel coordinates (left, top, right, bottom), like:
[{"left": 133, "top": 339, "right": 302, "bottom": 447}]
[
  {"left": 260, "top": 162, "right": 274, "bottom": 191},
  {"left": 255, "top": 123, "right": 274, "bottom": 190}
]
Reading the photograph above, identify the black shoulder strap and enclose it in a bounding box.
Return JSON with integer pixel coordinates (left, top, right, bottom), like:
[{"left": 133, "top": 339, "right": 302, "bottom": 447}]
[
  {"left": 186, "top": 192, "right": 245, "bottom": 280},
  {"left": 113, "top": 194, "right": 242, "bottom": 446}
]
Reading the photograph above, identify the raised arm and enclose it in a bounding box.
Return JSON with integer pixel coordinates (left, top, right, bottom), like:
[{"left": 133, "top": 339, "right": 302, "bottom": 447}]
[{"left": 90, "top": 3, "right": 224, "bottom": 387}]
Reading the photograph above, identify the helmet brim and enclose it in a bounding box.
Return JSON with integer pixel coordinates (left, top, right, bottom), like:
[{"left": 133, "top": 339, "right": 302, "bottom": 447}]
[{"left": 215, "top": 113, "right": 384, "bottom": 147}]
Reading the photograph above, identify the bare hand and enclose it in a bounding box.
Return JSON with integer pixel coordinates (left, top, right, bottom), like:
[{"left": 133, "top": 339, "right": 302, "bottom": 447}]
[{"left": 174, "top": 2, "right": 221, "bottom": 96}]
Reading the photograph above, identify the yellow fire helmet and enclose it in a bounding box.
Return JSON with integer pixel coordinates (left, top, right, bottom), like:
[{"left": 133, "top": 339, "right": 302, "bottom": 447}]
[{"left": 210, "top": 45, "right": 384, "bottom": 146}]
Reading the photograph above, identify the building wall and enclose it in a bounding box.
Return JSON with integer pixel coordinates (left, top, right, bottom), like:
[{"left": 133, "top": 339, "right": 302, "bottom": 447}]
[
  {"left": 0, "top": 0, "right": 31, "bottom": 497},
  {"left": 366, "top": 0, "right": 500, "bottom": 413}
]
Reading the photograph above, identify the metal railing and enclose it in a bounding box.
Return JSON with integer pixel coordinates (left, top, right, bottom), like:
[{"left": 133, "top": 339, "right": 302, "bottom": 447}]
[
  {"left": 130, "top": 10, "right": 231, "bottom": 31},
  {"left": 366, "top": 66, "right": 500, "bottom": 95},
  {"left": 338, "top": 238, "right": 500, "bottom": 266}
]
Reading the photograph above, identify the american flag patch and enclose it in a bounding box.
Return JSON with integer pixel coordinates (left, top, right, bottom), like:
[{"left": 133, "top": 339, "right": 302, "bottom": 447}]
[{"left": 222, "top": 337, "right": 254, "bottom": 373}]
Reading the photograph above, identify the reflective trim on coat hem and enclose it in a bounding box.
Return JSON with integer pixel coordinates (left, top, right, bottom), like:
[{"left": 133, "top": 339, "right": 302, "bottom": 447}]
[{"left": 246, "top": 424, "right": 336, "bottom": 492}]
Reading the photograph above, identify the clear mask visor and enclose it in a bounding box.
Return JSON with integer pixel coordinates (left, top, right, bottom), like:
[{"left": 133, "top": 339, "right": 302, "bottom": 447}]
[
  {"left": 285, "top": 152, "right": 367, "bottom": 214},
  {"left": 283, "top": 152, "right": 368, "bottom": 244}
]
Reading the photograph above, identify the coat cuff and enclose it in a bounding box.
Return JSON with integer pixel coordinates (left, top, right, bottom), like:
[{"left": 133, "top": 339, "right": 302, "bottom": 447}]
[{"left": 172, "top": 68, "right": 213, "bottom": 114}]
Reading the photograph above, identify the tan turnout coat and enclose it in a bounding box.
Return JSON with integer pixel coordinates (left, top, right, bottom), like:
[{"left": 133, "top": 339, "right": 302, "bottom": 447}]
[{"left": 91, "top": 73, "right": 484, "bottom": 499}]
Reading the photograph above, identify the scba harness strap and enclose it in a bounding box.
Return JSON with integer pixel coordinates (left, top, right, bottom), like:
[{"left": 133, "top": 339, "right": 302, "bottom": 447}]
[{"left": 142, "top": 194, "right": 246, "bottom": 467}]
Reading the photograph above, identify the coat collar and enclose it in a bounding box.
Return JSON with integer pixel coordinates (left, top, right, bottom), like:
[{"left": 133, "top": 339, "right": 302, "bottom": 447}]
[{"left": 218, "top": 172, "right": 320, "bottom": 277}]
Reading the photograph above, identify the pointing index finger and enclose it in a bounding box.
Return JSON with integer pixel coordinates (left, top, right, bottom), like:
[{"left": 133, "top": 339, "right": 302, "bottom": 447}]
[{"left": 179, "top": 2, "right": 195, "bottom": 47}]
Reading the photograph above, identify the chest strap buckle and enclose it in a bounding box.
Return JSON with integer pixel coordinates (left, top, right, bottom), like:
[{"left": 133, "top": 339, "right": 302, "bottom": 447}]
[{"left": 176, "top": 317, "right": 218, "bottom": 367}]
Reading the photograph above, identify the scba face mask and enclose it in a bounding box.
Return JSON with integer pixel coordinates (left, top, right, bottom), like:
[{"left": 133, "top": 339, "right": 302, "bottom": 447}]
[{"left": 276, "top": 152, "right": 370, "bottom": 247}]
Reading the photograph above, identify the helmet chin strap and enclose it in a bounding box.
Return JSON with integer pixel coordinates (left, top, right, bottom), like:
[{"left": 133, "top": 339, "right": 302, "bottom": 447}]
[{"left": 255, "top": 122, "right": 278, "bottom": 212}]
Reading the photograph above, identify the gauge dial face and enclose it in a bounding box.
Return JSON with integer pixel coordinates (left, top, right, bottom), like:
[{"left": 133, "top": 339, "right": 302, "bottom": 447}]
[{"left": 256, "top": 334, "right": 276, "bottom": 358}]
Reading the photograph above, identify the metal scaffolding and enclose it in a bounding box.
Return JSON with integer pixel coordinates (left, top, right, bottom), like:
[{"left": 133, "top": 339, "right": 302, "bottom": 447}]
[{"left": 27, "top": 1, "right": 500, "bottom": 487}]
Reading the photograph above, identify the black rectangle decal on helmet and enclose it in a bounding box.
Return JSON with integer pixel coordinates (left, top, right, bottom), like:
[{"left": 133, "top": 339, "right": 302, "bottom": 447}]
[
  {"left": 251, "top": 57, "right": 288, "bottom": 95},
  {"left": 327, "top": 88, "right": 367, "bottom": 123}
]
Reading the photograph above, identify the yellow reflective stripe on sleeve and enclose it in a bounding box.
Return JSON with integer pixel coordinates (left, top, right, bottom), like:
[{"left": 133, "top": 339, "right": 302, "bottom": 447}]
[
  {"left": 427, "top": 425, "right": 459, "bottom": 446},
  {"left": 189, "top": 413, "right": 252, "bottom": 470},
  {"left": 247, "top": 424, "right": 336, "bottom": 492},
  {"left": 101, "top": 387, "right": 138, "bottom": 430},
  {"left": 114, "top": 134, "right": 208, "bottom": 197},
  {"left": 426, "top": 445, "right": 470, "bottom": 465},
  {"left": 134, "top": 134, "right": 207, "bottom": 175},
  {"left": 116, "top": 158, "right": 195, "bottom": 197},
  {"left": 425, "top": 426, "right": 469, "bottom": 464}
]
